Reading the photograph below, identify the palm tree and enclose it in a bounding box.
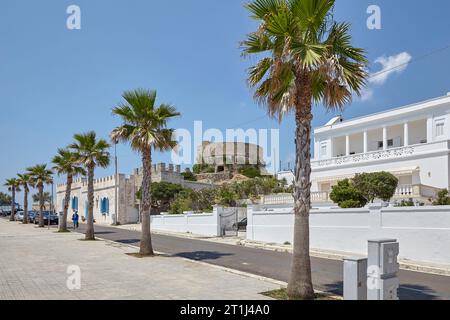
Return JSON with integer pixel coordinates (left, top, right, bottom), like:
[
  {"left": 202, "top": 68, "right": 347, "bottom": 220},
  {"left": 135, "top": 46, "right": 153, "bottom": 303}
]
[
  {"left": 27, "top": 164, "right": 54, "bottom": 227},
  {"left": 32, "top": 192, "right": 52, "bottom": 209},
  {"left": 4, "top": 178, "right": 21, "bottom": 221},
  {"left": 69, "top": 132, "right": 110, "bottom": 240},
  {"left": 17, "top": 174, "right": 31, "bottom": 224},
  {"left": 52, "top": 148, "right": 86, "bottom": 232},
  {"left": 242, "top": 0, "right": 367, "bottom": 299},
  {"left": 111, "top": 89, "right": 180, "bottom": 256}
]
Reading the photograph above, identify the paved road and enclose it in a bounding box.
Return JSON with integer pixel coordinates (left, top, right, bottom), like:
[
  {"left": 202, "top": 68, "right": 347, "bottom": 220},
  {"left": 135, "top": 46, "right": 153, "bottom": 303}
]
[{"left": 71, "top": 223, "right": 450, "bottom": 300}]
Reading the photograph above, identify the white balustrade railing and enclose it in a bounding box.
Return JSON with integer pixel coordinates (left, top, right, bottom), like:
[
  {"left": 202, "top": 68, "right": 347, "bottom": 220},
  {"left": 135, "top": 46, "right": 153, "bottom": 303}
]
[{"left": 312, "top": 146, "right": 415, "bottom": 169}]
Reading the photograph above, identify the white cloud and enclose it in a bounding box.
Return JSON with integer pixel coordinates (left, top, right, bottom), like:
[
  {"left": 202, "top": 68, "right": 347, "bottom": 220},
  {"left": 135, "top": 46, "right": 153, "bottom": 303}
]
[
  {"left": 355, "top": 52, "right": 412, "bottom": 102},
  {"left": 369, "top": 52, "right": 412, "bottom": 85},
  {"left": 359, "top": 87, "right": 374, "bottom": 102}
]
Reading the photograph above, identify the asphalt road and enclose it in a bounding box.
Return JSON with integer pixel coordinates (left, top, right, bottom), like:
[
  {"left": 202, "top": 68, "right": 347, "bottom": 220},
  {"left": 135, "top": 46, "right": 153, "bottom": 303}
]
[{"left": 64, "top": 223, "right": 450, "bottom": 300}]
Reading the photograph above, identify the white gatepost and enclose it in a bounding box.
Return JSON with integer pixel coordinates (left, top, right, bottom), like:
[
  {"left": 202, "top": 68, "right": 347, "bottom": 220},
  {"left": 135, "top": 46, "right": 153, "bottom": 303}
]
[{"left": 246, "top": 205, "right": 255, "bottom": 241}]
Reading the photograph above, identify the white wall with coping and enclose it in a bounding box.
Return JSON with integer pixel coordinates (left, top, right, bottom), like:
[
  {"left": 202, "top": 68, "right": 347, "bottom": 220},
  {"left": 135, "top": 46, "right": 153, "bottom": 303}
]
[
  {"left": 247, "top": 205, "right": 450, "bottom": 266},
  {"left": 151, "top": 207, "right": 221, "bottom": 237}
]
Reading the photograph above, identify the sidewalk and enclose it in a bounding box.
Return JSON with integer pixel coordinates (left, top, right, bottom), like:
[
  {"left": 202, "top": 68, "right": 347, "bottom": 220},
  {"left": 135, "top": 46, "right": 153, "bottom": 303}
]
[
  {"left": 117, "top": 224, "right": 450, "bottom": 277},
  {"left": 0, "top": 219, "right": 278, "bottom": 300}
]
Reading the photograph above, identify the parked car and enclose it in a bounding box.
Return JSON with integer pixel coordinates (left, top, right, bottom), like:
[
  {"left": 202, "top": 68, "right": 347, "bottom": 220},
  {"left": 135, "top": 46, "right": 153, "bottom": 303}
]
[
  {"left": 15, "top": 211, "right": 24, "bottom": 222},
  {"left": 232, "top": 218, "right": 247, "bottom": 231},
  {"left": 37, "top": 212, "right": 59, "bottom": 225},
  {"left": 31, "top": 211, "right": 58, "bottom": 225},
  {"left": 28, "top": 211, "right": 38, "bottom": 223}
]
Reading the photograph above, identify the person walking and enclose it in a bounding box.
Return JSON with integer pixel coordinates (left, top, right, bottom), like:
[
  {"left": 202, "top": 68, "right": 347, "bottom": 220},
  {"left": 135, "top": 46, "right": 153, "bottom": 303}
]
[{"left": 72, "top": 211, "right": 79, "bottom": 229}]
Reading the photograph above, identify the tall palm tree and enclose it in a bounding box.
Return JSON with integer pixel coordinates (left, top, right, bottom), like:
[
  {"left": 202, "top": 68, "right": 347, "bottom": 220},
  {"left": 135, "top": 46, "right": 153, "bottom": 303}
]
[
  {"left": 111, "top": 89, "right": 180, "bottom": 256},
  {"left": 69, "top": 132, "right": 110, "bottom": 240},
  {"left": 17, "top": 174, "right": 31, "bottom": 224},
  {"left": 27, "top": 164, "right": 54, "bottom": 227},
  {"left": 242, "top": 0, "right": 367, "bottom": 299},
  {"left": 4, "top": 178, "right": 21, "bottom": 221},
  {"left": 52, "top": 148, "right": 86, "bottom": 232}
]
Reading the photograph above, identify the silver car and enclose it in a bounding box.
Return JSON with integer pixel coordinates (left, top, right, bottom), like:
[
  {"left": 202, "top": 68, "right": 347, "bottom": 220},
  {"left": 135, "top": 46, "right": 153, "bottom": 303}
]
[{"left": 15, "top": 211, "right": 24, "bottom": 222}]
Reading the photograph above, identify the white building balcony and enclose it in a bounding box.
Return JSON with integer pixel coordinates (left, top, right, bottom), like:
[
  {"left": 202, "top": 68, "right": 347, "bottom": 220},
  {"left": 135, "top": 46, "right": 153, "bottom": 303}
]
[{"left": 312, "top": 140, "right": 450, "bottom": 170}]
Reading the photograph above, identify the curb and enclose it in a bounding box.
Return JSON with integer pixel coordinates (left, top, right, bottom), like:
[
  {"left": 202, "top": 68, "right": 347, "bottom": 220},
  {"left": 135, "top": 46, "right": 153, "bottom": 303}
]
[{"left": 94, "top": 234, "right": 342, "bottom": 300}]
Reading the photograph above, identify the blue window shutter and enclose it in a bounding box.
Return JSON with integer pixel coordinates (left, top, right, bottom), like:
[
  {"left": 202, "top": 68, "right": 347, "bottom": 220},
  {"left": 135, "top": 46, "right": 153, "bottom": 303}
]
[{"left": 106, "top": 198, "right": 109, "bottom": 215}]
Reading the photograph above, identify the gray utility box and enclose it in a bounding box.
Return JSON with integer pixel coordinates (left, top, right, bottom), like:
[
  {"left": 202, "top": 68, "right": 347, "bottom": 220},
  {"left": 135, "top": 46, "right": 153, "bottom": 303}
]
[
  {"left": 344, "top": 257, "right": 368, "bottom": 300},
  {"left": 367, "top": 239, "right": 400, "bottom": 300}
]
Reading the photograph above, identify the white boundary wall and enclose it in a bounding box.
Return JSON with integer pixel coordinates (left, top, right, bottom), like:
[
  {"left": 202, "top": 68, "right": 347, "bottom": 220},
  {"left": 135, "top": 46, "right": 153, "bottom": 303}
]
[
  {"left": 247, "top": 205, "right": 450, "bottom": 265},
  {"left": 151, "top": 207, "right": 221, "bottom": 237}
]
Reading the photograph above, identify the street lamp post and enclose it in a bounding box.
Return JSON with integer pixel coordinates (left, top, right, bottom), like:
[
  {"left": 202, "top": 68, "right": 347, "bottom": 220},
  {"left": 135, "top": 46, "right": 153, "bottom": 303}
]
[
  {"left": 48, "top": 180, "right": 54, "bottom": 230},
  {"left": 113, "top": 141, "right": 118, "bottom": 226}
]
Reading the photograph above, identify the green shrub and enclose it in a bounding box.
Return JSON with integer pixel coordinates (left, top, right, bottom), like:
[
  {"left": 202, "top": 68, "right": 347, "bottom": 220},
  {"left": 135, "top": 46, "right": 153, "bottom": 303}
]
[
  {"left": 352, "top": 172, "right": 398, "bottom": 203},
  {"left": 238, "top": 166, "right": 261, "bottom": 179},
  {"left": 192, "top": 163, "right": 215, "bottom": 174},
  {"left": 396, "top": 199, "right": 415, "bottom": 207},
  {"left": 339, "top": 200, "right": 365, "bottom": 209},
  {"left": 433, "top": 189, "right": 450, "bottom": 205},
  {"left": 181, "top": 171, "right": 197, "bottom": 181},
  {"left": 330, "top": 179, "right": 367, "bottom": 208},
  {"left": 169, "top": 196, "right": 193, "bottom": 214}
]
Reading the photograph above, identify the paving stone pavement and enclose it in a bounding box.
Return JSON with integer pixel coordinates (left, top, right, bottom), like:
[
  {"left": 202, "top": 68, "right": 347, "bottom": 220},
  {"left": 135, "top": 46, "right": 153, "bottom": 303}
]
[{"left": 0, "top": 219, "right": 278, "bottom": 300}]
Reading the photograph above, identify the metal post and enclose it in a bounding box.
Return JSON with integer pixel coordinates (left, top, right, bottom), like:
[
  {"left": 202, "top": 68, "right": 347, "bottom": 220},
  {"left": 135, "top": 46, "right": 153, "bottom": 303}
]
[
  {"left": 48, "top": 180, "right": 53, "bottom": 230},
  {"left": 113, "top": 141, "right": 118, "bottom": 226}
]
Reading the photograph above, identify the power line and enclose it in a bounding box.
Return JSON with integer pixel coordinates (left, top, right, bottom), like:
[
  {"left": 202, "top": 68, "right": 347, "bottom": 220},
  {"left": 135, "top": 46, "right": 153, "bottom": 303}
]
[{"left": 368, "top": 42, "right": 450, "bottom": 80}]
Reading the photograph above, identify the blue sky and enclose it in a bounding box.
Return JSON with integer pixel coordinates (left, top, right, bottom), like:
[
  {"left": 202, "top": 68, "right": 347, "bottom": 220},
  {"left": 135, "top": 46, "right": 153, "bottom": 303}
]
[{"left": 1, "top": 0, "right": 450, "bottom": 200}]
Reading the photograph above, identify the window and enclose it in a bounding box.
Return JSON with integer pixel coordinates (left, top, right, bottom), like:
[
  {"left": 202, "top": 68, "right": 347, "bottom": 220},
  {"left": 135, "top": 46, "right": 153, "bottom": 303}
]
[
  {"left": 100, "top": 198, "right": 109, "bottom": 216},
  {"left": 320, "top": 143, "right": 328, "bottom": 157},
  {"left": 387, "top": 139, "right": 394, "bottom": 147},
  {"left": 71, "top": 197, "right": 78, "bottom": 210},
  {"left": 435, "top": 120, "right": 445, "bottom": 137}
]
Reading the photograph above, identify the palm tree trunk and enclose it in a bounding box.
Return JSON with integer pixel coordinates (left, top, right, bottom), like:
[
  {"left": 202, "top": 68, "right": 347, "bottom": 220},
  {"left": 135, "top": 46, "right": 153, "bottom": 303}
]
[
  {"left": 23, "top": 188, "right": 28, "bottom": 224},
  {"left": 38, "top": 185, "right": 45, "bottom": 227},
  {"left": 85, "top": 165, "right": 95, "bottom": 240},
  {"left": 59, "top": 174, "right": 73, "bottom": 232},
  {"left": 287, "top": 73, "right": 315, "bottom": 300},
  {"left": 139, "top": 147, "right": 154, "bottom": 256},
  {"left": 10, "top": 188, "right": 16, "bottom": 222}
]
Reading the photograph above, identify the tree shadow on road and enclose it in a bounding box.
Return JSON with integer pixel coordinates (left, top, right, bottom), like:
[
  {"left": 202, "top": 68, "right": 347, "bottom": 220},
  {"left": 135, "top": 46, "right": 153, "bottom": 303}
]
[
  {"left": 318, "top": 281, "right": 440, "bottom": 300},
  {"left": 174, "top": 251, "right": 234, "bottom": 261},
  {"left": 115, "top": 239, "right": 140, "bottom": 245}
]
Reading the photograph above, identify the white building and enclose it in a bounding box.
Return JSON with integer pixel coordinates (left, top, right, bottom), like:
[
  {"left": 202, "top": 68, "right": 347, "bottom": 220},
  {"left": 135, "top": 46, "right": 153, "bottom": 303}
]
[
  {"left": 278, "top": 93, "right": 450, "bottom": 204},
  {"left": 56, "top": 163, "right": 215, "bottom": 225}
]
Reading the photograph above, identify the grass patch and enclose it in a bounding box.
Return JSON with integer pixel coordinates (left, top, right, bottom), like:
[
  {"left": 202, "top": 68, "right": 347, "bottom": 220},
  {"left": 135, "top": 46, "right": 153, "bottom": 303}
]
[
  {"left": 78, "top": 238, "right": 101, "bottom": 242},
  {"left": 55, "top": 230, "right": 71, "bottom": 233},
  {"left": 260, "top": 288, "right": 338, "bottom": 300}
]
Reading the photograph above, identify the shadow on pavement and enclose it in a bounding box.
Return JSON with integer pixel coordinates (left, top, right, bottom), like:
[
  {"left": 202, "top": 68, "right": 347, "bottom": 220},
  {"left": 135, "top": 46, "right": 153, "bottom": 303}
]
[
  {"left": 174, "top": 251, "right": 234, "bottom": 261},
  {"left": 115, "top": 239, "right": 140, "bottom": 245}
]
